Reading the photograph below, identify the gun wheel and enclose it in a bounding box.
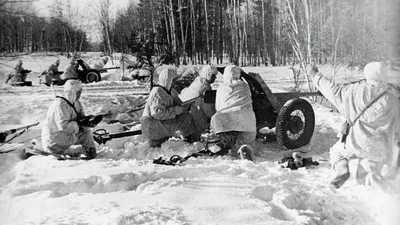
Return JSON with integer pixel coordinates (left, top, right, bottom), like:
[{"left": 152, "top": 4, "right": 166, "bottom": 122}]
[
  {"left": 276, "top": 98, "right": 315, "bottom": 150},
  {"left": 86, "top": 70, "right": 101, "bottom": 83}
]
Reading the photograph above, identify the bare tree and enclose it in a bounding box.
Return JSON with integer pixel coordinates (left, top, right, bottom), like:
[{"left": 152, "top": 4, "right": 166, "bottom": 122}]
[
  {"left": 177, "top": 0, "right": 187, "bottom": 64},
  {"left": 189, "top": 0, "right": 196, "bottom": 64},
  {"left": 261, "top": 0, "right": 267, "bottom": 65},
  {"left": 94, "top": 0, "right": 114, "bottom": 55},
  {"left": 204, "top": 0, "right": 209, "bottom": 63},
  {"left": 282, "top": 0, "right": 314, "bottom": 91},
  {"left": 168, "top": 0, "right": 178, "bottom": 65}
]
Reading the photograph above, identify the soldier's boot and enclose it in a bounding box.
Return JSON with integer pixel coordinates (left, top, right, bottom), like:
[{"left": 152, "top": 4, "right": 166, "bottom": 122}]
[
  {"left": 149, "top": 137, "right": 169, "bottom": 148},
  {"left": 214, "top": 132, "right": 237, "bottom": 156},
  {"left": 84, "top": 147, "right": 97, "bottom": 160},
  {"left": 238, "top": 145, "right": 253, "bottom": 161},
  {"left": 330, "top": 158, "right": 350, "bottom": 189}
]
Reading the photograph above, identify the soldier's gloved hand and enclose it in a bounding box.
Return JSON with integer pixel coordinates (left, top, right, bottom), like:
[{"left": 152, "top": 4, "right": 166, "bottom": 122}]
[
  {"left": 78, "top": 116, "right": 93, "bottom": 127},
  {"left": 89, "top": 115, "right": 103, "bottom": 127},
  {"left": 78, "top": 115, "right": 104, "bottom": 128},
  {"left": 174, "top": 106, "right": 185, "bottom": 115}
]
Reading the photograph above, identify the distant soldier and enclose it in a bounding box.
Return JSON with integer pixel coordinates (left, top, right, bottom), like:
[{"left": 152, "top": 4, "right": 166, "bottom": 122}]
[
  {"left": 62, "top": 57, "right": 79, "bottom": 80},
  {"left": 12, "top": 59, "right": 27, "bottom": 82},
  {"left": 44, "top": 59, "right": 61, "bottom": 85}
]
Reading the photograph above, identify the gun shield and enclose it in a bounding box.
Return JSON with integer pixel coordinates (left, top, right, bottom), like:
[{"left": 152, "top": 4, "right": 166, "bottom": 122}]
[{"left": 204, "top": 90, "right": 216, "bottom": 104}]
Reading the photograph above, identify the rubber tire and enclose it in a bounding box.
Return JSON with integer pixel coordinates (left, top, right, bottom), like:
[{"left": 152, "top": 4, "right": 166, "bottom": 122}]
[
  {"left": 85, "top": 70, "right": 101, "bottom": 83},
  {"left": 275, "top": 98, "right": 315, "bottom": 150}
]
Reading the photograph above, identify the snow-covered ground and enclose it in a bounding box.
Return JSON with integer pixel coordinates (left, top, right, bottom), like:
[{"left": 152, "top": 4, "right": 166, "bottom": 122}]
[{"left": 0, "top": 54, "right": 399, "bottom": 225}]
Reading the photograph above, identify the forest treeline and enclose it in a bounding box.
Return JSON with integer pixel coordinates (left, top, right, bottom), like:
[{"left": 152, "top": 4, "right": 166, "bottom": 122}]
[
  {"left": 1, "top": 0, "right": 399, "bottom": 68},
  {"left": 0, "top": 0, "right": 90, "bottom": 55}
]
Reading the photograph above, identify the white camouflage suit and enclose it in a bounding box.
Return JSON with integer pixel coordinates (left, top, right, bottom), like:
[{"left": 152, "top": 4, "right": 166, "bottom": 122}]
[
  {"left": 180, "top": 65, "right": 218, "bottom": 137},
  {"left": 62, "top": 58, "right": 79, "bottom": 80},
  {"left": 313, "top": 62, "right": 400, "bottom": 179},
  {"left": 140, "top": 68, "right": 196, "bottom": 146},
  {"left": 13, "top": 59, "right": 26, "bottom": 82},
  {"left": 41, "top": 80, "right": 96, "bottom": 155},
  {"left": 210, "top": 65, "right": 257, "bottom": 154}
]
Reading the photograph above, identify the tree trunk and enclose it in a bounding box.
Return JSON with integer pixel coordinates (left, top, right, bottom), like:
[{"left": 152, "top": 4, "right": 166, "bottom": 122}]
[
  {"left": 219, "top": 0, "right": 223, "bottom": 64},
  {"left": 190, "top": 0, "right": 196, "bottom": 64},
  {"left": 269, "top": 0, "right": 276, "bottom": 66},
  {"left": 178, "top": 0, "right": 186, "bottom": 64},
  {"left": 244, "top": 0, "right": 249, "bottom": 66},
  {"left": 262, "top": 0, "right": 267, "bottom": 65},
  {"left": 234, "top": 0, "right": 240, "bottom": 65},
  {"left": 150, "top": 0, "right": 156, "bottom": 33},
  {"left": 302, "top": 0, "right": 312, "bottom": 64},
  {"left": 169, "top": 0, "right": 178, "bottom": 65},
  {"left": 331, "top": 0, "right": 334, "bottom": 64},
  {"left": 31, "top": 22, "right": 34, "bottom": 52},
  {"left": 164, "top": 3, "right": 171, "bottom": 48},
  {"left": 318, "top": 0, "right": 322, "bottom": 64},
  {"left": 284, "top": 0, "right": 313, "bottom": 91},
  {"left": 198, "top": 0, "right": 203, "bottom": 63},
  {"left": 204, "top": 0, "right": 210, "bottom": 63}
]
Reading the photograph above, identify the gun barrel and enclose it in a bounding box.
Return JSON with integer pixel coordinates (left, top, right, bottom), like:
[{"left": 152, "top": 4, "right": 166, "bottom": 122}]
[
  {"left": 93, "top": 129, "right": 142, "bottom": 145},
  {"left": 103, "top": 67, "right": 120, "bottom": 70},
  {"left": 109, "top": 130, "right": 142, "bottom": 139},
  {"left": 6, "top": 122, "right": 39, "bottom": 135},
  {"left": 181, "top": 96, "right": 200, "bottom": 106}
]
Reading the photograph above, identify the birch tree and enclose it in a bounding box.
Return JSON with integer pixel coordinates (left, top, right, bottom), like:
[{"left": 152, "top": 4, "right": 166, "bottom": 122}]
[
  {"left": 95, "top": 0, "right": 114, "bottom": 55},
  {"left": 204, "top": 0, "right": 210, "bottom": 63},
  {"left": 282, "top": 0, "right": 314, "bottom": 91},
  {"left": 168, "top": 0, "right": 178, "bottom": 65},
  {"left": 177, "top": 0, "right": 187, "bottom": 64}
]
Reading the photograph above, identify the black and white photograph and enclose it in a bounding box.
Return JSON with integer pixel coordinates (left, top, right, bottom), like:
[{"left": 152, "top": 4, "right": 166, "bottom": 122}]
[{"left": 0, "top": 0, "right": 399, "bottom": 224}]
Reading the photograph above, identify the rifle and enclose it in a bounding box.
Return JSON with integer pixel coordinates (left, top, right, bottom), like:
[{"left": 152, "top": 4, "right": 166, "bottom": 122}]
[
  {"left": 122, "top": 94, "right": 199, "bottom": 114},
  {"left": 181, "top": 95, "right": 202, "bottom": 106},
  {"left": 38, "top": 70, "right": 64, "bottom": 78},
  {"left": 21, "top": 69, "right": 32, "bottom": 74},
  {"left": 5, "top": 69, "right": 32, "bottom": 84},
  {"left": 203, "top": 90, "right": 216, "bottom": 104},
  {"left": 78, "top": 113, "right": 110, "bottom": 128},
  {"left": 5, "top": 73, "right": 13, "bottom": 84},
  {"left": 91, "top": 96, "right": 203, "bottom": 144},
  {"left": 0, "top": 122, "right": 40, "bottom": 143},
  {"left": 93, "top": 129, "right": 142, "bottom": 145},
  {"left": 107, "top": 96, "right": 202, "bottom": 125}
]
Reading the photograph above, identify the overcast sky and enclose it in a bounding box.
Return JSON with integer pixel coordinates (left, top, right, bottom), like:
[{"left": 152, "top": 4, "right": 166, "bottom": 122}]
[
  {"left": 33, "top": 0, "right": 131, "bottom": 42},
  {"left": 33, "top": 0, "right": 131, "bottom": 17}
]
